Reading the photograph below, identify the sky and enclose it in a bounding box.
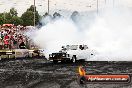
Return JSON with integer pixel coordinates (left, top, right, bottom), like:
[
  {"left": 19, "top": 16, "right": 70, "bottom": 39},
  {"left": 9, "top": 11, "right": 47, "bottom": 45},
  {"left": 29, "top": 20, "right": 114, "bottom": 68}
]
[{"left": 0, "top": 0, "right": 132, "bottom": 16}]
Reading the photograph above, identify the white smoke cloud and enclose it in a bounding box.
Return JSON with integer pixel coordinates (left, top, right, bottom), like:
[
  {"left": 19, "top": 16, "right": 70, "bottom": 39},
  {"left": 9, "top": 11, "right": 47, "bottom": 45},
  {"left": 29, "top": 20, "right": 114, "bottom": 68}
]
[
  {"left": 32, "top": 18, "right": 82, "bottom": 58},
  {"left": 26, "top": 3, "right": 132, "bottom": 61},
  {"left": 85, "top": 7, "right": 132, "bottom": 61}
]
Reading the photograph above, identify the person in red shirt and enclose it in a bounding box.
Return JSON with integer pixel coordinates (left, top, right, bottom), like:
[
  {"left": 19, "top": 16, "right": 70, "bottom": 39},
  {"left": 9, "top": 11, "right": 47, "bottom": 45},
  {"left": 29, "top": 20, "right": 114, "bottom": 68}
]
[{"left": 4, "top": 34, "right": 9, "bottom": 49}]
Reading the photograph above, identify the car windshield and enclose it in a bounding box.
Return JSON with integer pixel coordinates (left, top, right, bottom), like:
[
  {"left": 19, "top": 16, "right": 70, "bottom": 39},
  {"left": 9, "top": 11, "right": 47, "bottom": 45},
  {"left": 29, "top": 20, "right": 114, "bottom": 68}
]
[{"left": 66, "top": 45, "right": 78, "bottom": 50}]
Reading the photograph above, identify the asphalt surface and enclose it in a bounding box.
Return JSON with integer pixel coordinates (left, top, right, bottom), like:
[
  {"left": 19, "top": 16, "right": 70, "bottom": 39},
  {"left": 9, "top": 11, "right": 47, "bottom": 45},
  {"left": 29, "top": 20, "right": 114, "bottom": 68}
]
[{"left": 0, "top": 58, "right": 132, "bottom": 88}]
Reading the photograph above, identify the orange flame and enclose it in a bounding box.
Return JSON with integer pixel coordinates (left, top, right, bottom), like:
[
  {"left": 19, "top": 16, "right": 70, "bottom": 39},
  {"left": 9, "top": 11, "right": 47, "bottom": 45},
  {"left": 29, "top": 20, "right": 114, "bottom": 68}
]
[{"left": 78, "top": 66, "right": 86, "bottom": 76}]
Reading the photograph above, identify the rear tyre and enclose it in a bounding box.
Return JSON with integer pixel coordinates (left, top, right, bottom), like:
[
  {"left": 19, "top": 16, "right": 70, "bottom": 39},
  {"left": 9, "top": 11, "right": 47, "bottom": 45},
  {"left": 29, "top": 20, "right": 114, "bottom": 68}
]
[{"left": 72, "top": 56, "right": 76, "bottom": 63}]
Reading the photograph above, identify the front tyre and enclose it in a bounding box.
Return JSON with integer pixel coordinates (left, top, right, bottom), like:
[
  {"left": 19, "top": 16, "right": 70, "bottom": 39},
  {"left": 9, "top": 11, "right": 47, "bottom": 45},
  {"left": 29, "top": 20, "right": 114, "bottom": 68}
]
[{"left": 53, "top": 60, "right": 58, "bottom": 63}]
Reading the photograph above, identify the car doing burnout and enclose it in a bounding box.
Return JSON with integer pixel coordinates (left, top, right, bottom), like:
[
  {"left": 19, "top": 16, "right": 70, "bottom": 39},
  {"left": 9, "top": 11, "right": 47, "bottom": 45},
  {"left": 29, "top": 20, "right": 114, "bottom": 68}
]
[{"left": 49, "top": 45, "right": 96, "bottom": 63}]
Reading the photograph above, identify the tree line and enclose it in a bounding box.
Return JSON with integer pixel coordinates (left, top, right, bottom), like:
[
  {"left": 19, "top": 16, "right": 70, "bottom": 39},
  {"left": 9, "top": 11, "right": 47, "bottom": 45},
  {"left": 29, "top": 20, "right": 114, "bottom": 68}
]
[
  {"left": 0, "top": 5, "right": 79, "bottom": 26},
  {"left": 0, "top": 5, "right": 40, "bottom": 26}
]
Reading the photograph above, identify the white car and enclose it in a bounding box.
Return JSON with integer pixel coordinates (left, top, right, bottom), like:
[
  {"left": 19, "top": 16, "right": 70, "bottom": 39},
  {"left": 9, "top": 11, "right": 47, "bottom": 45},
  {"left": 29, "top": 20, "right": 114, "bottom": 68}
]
[
  {"left": 49, "top": 45, "right": 96, "bottom": 63},
  {"left": 63, "top": 45, "right": 96, "bottom": 62}
]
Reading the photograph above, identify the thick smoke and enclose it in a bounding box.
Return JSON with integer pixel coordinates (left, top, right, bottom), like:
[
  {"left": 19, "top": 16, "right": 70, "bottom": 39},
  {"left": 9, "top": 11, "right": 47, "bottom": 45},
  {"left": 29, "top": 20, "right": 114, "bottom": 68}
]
[
  {"left": 32, "top": 18, "right": 82, "bottom": 58},
  {"left": 27, "top": 3, "right": 132, "bottom": 61},
  {"left": 86, "top": 7, "right": 132, "bottom": 61}
]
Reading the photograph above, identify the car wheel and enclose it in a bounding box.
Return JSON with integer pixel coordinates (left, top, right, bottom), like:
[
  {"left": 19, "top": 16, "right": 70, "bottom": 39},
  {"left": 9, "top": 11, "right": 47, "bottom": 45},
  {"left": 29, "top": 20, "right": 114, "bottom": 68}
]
[{"left": 72, "top": 56, "right": 76, "bottom": 63}]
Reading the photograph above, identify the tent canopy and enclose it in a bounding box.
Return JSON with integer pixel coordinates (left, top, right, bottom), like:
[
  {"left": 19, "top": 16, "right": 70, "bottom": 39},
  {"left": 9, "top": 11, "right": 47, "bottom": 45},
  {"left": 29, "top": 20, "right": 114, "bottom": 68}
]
[{"left": 2, "top": 24, "right": 14, "bottom": 27}]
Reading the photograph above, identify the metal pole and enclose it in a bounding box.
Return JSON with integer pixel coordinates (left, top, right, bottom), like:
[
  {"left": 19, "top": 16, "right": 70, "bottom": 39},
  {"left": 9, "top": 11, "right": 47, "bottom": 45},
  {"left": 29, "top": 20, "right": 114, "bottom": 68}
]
[
  {"left": 97, "top": 0, "right": 98, "bottom": 14},
  {"left": 113, "top": 0, "right": 114, "bottom": 7},
  {"left": 4, "top": 12, "right": 5, "bottom": 23},
  {"left": 105, "top": 0, "right": 106, "bottom": 4},
  {"left": 48, "top": 0, "right": 49, "bottom": 14},
  {"left": 4, "top": 9, "right": 6, "bottom": 23},
  {"left": 34, "top": 0, "right": 36, "bottom": 27}
]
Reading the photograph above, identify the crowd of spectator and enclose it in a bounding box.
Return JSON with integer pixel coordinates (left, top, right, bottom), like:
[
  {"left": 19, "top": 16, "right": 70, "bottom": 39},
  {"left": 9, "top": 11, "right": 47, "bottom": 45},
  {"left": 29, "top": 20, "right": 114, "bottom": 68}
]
[{"left": 0, "top": 24, "right": 36, "bottom": 50}]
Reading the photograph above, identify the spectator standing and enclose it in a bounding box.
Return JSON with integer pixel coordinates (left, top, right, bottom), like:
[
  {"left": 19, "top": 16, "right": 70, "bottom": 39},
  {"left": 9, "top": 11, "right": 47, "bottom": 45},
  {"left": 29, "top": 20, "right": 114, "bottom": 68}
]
[{"left": 4, "top": 34, "right": 9, "bottom": 49}]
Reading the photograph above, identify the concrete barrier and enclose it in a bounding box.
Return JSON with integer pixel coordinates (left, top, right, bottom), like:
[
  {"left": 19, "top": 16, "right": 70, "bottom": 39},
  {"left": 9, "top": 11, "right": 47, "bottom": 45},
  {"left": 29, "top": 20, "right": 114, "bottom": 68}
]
[
  {"left": 15, "top": 49, "right": 29, "bottom": 58},
  {"left": 0, "top": 49, "right": 45, "bottom": 60}
]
